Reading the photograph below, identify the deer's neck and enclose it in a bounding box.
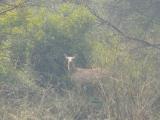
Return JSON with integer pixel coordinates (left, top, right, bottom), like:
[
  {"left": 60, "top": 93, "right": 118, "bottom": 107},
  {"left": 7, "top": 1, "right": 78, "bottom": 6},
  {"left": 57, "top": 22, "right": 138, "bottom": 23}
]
[{"left": 68, "top": 61, "right": 76, "bottom": 73}]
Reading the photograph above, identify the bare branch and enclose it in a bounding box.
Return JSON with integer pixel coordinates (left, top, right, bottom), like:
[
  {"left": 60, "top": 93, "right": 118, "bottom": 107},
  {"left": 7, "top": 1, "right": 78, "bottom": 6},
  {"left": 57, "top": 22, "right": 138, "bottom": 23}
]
[
  {"left": 86, "top": 5, "right": 160, "bottom": 50},
  {"left": 0, "top": 1, "right": 26, "bottom": 15}
]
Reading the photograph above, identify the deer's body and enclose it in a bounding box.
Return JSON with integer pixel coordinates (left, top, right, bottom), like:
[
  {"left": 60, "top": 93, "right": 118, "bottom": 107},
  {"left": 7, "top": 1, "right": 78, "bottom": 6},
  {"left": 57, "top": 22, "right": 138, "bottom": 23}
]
[{"left": 71, "top": 67, "right": 108, "bottom": 83}]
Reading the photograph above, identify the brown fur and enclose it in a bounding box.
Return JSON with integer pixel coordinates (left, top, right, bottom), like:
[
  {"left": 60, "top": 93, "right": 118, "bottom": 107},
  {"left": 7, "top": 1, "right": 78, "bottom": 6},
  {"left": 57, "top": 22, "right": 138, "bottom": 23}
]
[{"left": 71, "top": 67, "right": 109, "bottom": 84}]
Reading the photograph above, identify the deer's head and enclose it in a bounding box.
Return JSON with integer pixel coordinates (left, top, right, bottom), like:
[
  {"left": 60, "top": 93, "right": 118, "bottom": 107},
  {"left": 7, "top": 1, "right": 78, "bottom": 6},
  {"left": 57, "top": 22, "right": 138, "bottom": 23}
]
[{"left": 64, "top": 54, "right": 76, "bottom": 72}]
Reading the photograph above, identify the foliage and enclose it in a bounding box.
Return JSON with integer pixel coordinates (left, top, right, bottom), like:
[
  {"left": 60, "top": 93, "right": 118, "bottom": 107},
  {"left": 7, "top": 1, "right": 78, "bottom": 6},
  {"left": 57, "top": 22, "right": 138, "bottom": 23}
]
[
  {"left": 30, "top": 3, "right": 95, "bottom": 80},
  {"left": 0, "top": 0, "right": 159, "bottom": 120}
]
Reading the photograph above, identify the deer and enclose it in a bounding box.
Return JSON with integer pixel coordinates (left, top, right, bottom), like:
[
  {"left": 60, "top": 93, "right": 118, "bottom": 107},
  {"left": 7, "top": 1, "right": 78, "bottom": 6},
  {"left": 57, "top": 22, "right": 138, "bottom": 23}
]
[
  {"left": 64, "top": 54, "right": 109, "bottom": 81},
  {"left": 64, "top": 54, "right": 110, "bottom": 96}
]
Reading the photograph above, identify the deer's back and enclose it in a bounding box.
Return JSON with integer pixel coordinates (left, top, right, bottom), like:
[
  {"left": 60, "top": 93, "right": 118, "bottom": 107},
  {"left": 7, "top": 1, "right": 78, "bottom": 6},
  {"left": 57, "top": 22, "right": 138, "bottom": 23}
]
[{"left": 71, "top": 68, "right": 109, "bottom": 84}]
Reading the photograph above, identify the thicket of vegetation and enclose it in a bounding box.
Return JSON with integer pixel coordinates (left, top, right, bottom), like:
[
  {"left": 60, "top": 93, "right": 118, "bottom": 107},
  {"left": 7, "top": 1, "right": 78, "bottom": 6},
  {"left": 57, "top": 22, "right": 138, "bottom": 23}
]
[{"left": 0, "top": 0, "right": 160, "bottom": 120}]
